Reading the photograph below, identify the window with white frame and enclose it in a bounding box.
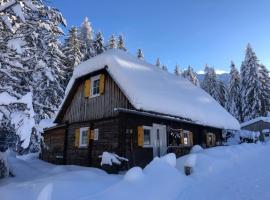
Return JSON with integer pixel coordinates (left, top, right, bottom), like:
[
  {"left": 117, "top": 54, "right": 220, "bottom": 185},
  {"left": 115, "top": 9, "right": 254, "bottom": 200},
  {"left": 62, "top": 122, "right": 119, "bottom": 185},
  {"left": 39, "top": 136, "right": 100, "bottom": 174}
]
[
  {"left": 94, "top": 128, "right": 99, "bottom": 141},
  {"left": 143, "top": 126, "right": 152, "bottom": 146},
  {"left": 183, "top": 130, "right": 190, "bottom": 145},
  {"left": 80, "top": 127, "right": 88, "bottom": 147},
  {"left": 91, "top": 75, "right": 100, "bottom": 97}
]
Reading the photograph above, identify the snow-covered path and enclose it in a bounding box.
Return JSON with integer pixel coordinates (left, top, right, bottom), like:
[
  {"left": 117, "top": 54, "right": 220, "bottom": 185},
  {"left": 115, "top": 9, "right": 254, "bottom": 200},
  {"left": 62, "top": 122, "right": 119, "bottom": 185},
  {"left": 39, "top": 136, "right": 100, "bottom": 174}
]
[{"left": 0, "top": 143, "right": 270, "bottom": 200}]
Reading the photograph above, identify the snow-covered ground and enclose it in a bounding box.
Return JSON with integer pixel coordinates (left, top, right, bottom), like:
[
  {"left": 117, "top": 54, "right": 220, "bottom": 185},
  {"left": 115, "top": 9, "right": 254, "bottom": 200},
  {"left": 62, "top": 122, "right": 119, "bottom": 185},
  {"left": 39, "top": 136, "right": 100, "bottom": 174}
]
[{"left": 1, "top": 143, "right": 270, "bottom": 200}]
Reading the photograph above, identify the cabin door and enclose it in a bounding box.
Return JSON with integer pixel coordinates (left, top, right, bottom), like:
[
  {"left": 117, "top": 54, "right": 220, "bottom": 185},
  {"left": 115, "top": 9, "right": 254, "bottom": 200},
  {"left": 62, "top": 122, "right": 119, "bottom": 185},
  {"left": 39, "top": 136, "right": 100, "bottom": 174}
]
[{"left": 152, "top": 124, "right": 167, "bottom": 157}]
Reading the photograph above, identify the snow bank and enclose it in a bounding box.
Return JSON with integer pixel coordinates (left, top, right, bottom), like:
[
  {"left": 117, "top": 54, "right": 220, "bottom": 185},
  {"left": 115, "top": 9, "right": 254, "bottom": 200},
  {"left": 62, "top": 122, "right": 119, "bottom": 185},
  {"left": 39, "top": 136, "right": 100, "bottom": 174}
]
[
  {"left": 58, "top": 49, "right": 239, "bottom": 130},
  {"left": 2, "top": 144, "right": 270, "bottom": 199}
]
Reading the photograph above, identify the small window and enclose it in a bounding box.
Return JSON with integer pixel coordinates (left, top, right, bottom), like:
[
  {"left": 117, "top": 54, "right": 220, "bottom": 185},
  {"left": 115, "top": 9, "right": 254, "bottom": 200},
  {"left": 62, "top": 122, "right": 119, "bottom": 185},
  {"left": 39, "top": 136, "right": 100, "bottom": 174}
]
[
  {"left": 91, "top": 75, "right": 100, "bottom": 97},
  {"left": 94, "top": 128, "right": 99, "bottom": 141},
  {"left": 207, "top": 132, "right": 215, "bottom": 147},
  {"left": 183, "top": 130, "right": 190, "bottom": 145},
  {"left": 265, "top": 133, "right": 270, "bottom": 137},
  {"left": 80, "top": 127, "right": 88, "bottom": 147},
  {"left": 143, "top": 126, "right": 152, "bottom": 146}
]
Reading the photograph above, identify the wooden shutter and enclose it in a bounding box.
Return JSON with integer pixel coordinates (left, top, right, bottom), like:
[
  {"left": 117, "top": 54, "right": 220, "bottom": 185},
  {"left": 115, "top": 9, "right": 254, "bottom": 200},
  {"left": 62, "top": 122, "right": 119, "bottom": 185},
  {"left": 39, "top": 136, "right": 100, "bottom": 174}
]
[
  {"left": 189, "top": 131, "right": 193, "bottom": 146},
  {"left": 87, "top": 128, "right": 90, "bottom": 145},
  {"left": 84, "top": 79, "right": 91, "bottom": 97},
  {"left": 90, "top": 129, "right": 95, "bottom": 140},
  {"left": 137, "top": 126, "right": 144, "bottom": 147},
  {"left": 75, "top": 128, "right": 80, "bottom": 147},
  {"left": 99, "top": 74, "right": 105, "bottom": 95},
  {"left": 180, "top": 129, "right": 184, "bottom": 145}
]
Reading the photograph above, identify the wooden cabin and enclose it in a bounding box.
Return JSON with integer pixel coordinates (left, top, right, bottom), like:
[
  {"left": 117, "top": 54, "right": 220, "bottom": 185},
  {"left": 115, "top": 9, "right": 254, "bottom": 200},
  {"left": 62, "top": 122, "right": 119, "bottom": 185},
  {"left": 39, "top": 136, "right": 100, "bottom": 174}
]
[
  {"left": 241, "top": 117, "right": 270, "bottom": 142},
  {"left": 42, "top": 50, "right": 240, "bottom": 169}
]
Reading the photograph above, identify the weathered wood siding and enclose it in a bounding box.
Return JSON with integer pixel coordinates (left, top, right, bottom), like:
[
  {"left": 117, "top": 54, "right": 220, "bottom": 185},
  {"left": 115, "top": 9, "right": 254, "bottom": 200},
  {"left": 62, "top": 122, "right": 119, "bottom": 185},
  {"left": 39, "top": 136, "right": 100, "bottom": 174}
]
[
  {"left": 65, "top": 118, "right": 120, "bottom": 167},
  {"left": 62, "top": 71, "right": 133, "bottom": 123},
  {"left": 42, "top": 126, "right": 66, "bottom": 165},
  {"left": 118, "top": 112, "right": 222, "bottom": 168}
]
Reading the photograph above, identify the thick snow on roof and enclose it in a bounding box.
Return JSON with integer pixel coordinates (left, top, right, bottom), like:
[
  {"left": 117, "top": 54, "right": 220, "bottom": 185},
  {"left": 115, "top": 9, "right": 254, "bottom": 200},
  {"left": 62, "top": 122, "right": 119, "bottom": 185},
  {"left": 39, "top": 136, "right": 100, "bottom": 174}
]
[
  {"left": 63, "top": 50, "right": 239, "bottom": 130},
  {"left": 241, "top": 116, "right": 270, "bottom": 128}
]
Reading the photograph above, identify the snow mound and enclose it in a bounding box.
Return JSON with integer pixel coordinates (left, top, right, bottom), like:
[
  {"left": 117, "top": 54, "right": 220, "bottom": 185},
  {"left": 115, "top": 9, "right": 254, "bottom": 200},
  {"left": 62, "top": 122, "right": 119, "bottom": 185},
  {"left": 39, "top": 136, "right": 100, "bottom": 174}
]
[
  {"left": 57, "top": 49, "right": 240, "bottom": 130},
  {"left": 124, "top": 167, "right": 143, "bottom": 181},
  {"left": 160, "top": 153, "right": 176, "bottom": 167},
  {"left": 190, "top": 145, "right": 203, "bottom": 153}
]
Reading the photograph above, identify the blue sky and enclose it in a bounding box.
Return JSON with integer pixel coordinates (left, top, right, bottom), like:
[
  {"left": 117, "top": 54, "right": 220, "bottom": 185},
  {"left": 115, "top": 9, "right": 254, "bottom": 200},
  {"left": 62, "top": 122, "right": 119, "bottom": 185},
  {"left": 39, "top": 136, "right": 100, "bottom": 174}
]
[{"left": 50, "top": 0, "right": 270, "bottom": 73}]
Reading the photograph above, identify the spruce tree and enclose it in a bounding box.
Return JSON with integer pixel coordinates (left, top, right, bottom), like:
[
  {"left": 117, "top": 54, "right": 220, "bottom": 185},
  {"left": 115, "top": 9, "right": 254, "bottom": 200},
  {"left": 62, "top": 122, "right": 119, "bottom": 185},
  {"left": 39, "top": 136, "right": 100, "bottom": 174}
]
[
  {"left": 202, "top": 65, "right": 221, "bottom": 103},
  {"left": 108, "top": 34, "right": 117, "bottom": 49},
  {"left": 182, "top": 66, "right": 200, "bottom": 86},
  {"left": 137, "top": 49, "right": 144, "bottom": 60},
  {"left": 259, "top": 64, "right": 270, "bottom": 117},
  {"left": 79, "top": 17, "right": 95, "bottom": 59},
  {"left": 174, "top": 64, "right": 181, "bottom": 76},
  {"left": 63, "top": 27, "right": 83, "bottom": 70},
  {"left": 226, "top": 62, "right": 241, "bottom": 121},
  {"left": 156, "top": 58, "right": 161, "bottom": 68},
  {"left": 240, "top": 44, "right": 262, "bottom": 121},
  {"left": 117, "top": 35, "right": 126, "bottom": 51},
  {"left": 94, "top": 31, "right": 106, "bottom": 55},
  {"left": 162, "top": 65, "right": 168, "bottom": 71}
]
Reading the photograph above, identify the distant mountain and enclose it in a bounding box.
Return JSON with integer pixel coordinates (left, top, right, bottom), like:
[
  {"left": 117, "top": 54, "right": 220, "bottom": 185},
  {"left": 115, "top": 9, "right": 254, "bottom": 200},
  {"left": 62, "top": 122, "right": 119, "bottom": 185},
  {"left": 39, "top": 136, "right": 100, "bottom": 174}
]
[{"left": 197, "top": 73, "right": 230, "bottom": 86}]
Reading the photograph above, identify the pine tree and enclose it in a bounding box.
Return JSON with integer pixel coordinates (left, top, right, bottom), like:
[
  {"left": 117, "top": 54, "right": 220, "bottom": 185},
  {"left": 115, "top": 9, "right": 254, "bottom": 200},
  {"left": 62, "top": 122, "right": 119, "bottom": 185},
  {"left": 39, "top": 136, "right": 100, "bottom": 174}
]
[
  {"left": 117, "top": 35, "right": 126, "bottom": 51},
  {"left": 94, "top": 31, "right": 106, "bottom": 55},
  {"left": 63, "top": 27, "right": 83, "bottom": 70},
  {"left": 240, "top": 44, "right": 262, "bottom": 121},
  {"left": 162, "top": 65, "right": 168, "bottom": 71},
  {"left": 0, "top": 0, "right": 67, "bottom": 156},
  {"left": 182, "top": 66, "right": 200, "bottom": 86},
  {"left": 202, "top": 65, "right": 221, "bottom": 103},
  {"left": 174, "top": 64, "right": 181, "bottom": 76},
  {"left": 108, "top": 34, "right": 117, "bottom": 49},
  {"left": 259, "top": 64, "right": 270, "bottom": 117},
  {"left": 156, "top": 58, "right": 161, "bottom": 68},
  {"left": 79, "top": 17, "right": 95, "bottom": 59},
  {"left": 137, "top": 49, "right": 144, "bottom": 60},
  {"left": 226, "top": 61, "right": 241, "bottom": 121}
]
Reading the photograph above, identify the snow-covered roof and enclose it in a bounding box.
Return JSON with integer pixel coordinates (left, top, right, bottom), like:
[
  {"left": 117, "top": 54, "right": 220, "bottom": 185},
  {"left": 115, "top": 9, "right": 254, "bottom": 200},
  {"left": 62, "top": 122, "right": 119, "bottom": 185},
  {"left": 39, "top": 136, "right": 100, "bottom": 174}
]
[
  {"left": 240, "top": 116, "right": 270, "bottom": 128},
  {"left": 58, "top": 50, "right": 240, "bottom": 130}
]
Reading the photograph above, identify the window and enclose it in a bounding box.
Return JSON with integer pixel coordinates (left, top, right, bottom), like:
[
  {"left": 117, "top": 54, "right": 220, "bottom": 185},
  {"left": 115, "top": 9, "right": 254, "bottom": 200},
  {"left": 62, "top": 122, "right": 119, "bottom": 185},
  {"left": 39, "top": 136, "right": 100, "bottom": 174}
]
[
  {"left": 206, "top": 132, "right": 215, "bottom": 147},
  {"left": 80, "top": 127, "right": 88, "bottom": 147},
  {"left": 91, "top": 75, "right": 100, "bottom": 97},
  {"left": 94, "top": 129, "right": 99, "bottom": 141},
  {"left": 143, "top": 126, "right": 152, "bottom": 146},
  {"left": 183, "top": 130, "right": 190, "bottom": 145}
]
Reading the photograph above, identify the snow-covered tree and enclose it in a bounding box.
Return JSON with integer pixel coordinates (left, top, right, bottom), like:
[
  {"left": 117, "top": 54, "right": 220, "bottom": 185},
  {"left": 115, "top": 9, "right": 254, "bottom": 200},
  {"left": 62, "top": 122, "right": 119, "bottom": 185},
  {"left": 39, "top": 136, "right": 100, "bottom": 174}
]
[
  {"left": 240, "top": 44, "right": 262, "bottom": 121},
  {"left": 63, "top": 27, "right": 83, "bottom": 70},
  {"left": 156, "top": 58, "right": 161, "bottom": 68},
  {"left": 137, "top": 49, "right": 144, "bottom": 60},
  {"left": 201, "top": 65, "right": 225, "bottom": 105},
  {"left": 108, "top": 34, "right": 117, "bottom": 49},
  {"left": 259, "top": 64, "right": 270, "bottom": 117},
  {"left": 182, "top": 66, "right": 200, "bottom": 86},
  {"left": 162, "top": 65, "right": 168, "bottom": 71},
  {"left": 79, "top": 17, "right": 95, "bottom": 59},
  {"left": 226, "top": 62, "right": 241, "bottom": 121},
  {"left": 117, "top": 35, "right": 126, "bottom": 51},
  {"left": 174, "top": 64, "right": 181, "bottom": 76},
  {"left": 94, "top": 31, "right": 106, "bottom": 55},
  {"left": 0, "top": 0, "right": 67, "bottom": 158}
]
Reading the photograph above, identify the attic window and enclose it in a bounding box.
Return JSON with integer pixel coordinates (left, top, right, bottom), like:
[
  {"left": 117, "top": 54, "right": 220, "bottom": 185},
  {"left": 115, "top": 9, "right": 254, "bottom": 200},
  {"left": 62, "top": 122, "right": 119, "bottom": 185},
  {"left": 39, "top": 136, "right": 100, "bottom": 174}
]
[{"left": 91, "top": 75, "right": 100, "bottom": 97}]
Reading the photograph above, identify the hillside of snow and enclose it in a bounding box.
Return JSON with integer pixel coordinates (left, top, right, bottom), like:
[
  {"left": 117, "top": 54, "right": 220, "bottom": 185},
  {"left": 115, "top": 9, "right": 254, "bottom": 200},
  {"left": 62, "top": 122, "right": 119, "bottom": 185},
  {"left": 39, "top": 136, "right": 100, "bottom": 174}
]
[{"left": 1, "top": 143, "right": 270, "bottom": 200}]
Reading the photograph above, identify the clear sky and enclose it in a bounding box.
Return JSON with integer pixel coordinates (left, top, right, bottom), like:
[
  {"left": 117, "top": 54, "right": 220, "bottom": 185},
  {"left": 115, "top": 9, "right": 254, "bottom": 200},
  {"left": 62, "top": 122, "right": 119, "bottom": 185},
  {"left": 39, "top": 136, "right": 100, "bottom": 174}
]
[{"left": 50, "top": 0, "right": 270, "bottom": 73}]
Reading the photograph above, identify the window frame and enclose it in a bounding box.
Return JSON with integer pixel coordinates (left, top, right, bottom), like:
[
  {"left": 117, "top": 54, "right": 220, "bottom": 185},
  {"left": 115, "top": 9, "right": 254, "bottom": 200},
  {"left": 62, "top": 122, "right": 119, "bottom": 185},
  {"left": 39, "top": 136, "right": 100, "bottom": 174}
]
[
  {"left": 90, "top": 75, "right": 100, "bottom": 98},
  {"left": 143, "top": 126, "right": 152, "bottom": 147},
  {"left": 94, "top": 128, "right": 99, "bottom": 141},
  {"left": 79, "top": 127, "right": 89, "bottom": 147},
  {"left": 183, "top": 130, "right": 190, "bottom": 146},
  {"left": 206, "top": 132, "right": 215, "bottom": 147}
]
